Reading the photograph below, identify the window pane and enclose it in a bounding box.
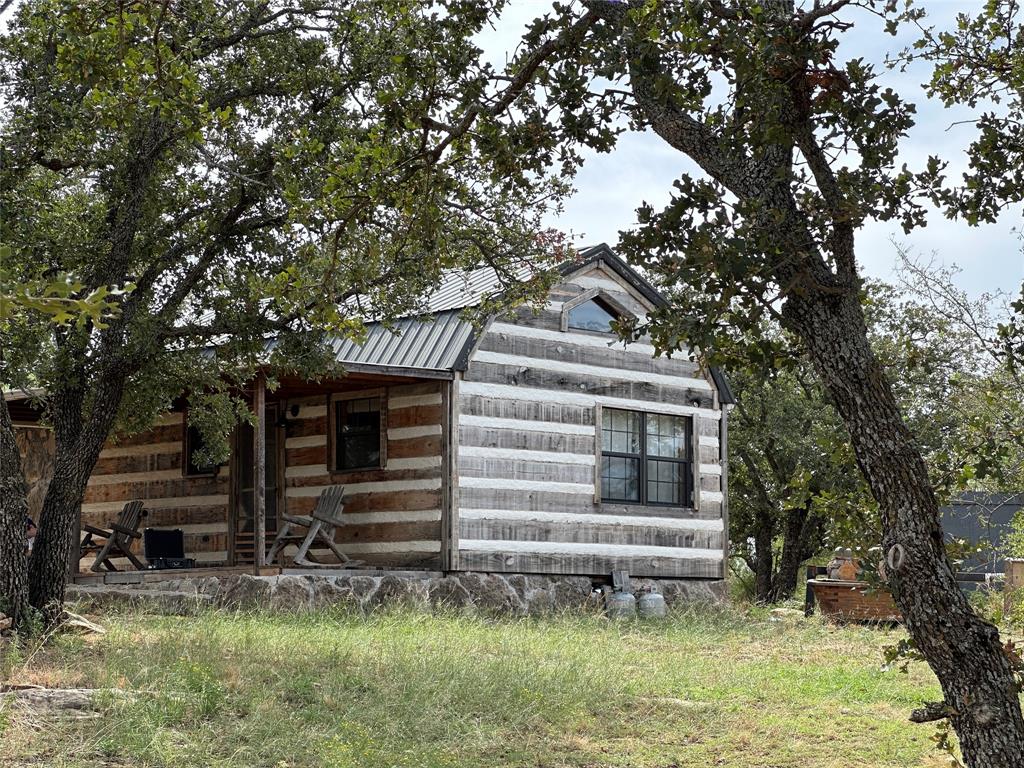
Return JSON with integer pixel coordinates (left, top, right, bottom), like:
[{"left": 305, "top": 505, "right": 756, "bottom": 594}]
[
  {"left": 601, "top": 456, "right": 640, "bottom": 502},
  {"left": 265, "top": 409, "right": 278, "bottom": 486},
  {"left": 646, "top": 414, "right": 690, "bottom": 459},
  {"left": 647, "top": 459, "right": 690, "bottom": 505},
  {"left": 342, "top": 433, "right": 379, "bottom": 470},
  {"left": 601, "top": 408, "right": 641, "bottom": 455},
  {"left": 336, "top": 396, "right": 381, "bottom": 470},
  {"left": 342, "top": 397, "right": 380, "bottom": 432},
  {"left": 567, "top": 299, "right": 617, "bottom": 332},
  {"left": 236, "top": 422, "right": 254, "bottom": 487}
]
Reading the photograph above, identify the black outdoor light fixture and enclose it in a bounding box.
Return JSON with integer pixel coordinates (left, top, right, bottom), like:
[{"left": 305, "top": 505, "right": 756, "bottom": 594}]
[{"left": 275, "top": 402, "right": 301, "bottom": 428}]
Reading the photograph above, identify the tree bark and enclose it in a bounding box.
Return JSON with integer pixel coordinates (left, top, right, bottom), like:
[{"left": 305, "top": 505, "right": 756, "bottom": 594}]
[
  {"left": 0, "top": 396, "right": 31, "bottom": 627},
  {"left": 784, "top": 286, "right": 1024, "bottom": 766},
  {"left": 27, "top": 451, "right": 96, "bottom": 619},
  {"left": 769, "top": 503, "right": 813, "bottom": 603},
  {"left": 28, "top": 370, "right": 127, "bottom": 620},
  {"left": 752, "top": 506, "right": 775, "bottom": 603}
]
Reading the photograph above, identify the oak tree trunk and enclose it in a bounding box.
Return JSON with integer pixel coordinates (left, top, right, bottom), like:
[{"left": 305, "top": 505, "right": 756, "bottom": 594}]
[
  {"left": 27, "top": 450, "right": 97, "bottom": 620},
  {"left": 0, "top": 396, "right": 31, "bottom": 627},
  {"left": 769, "top": 504, "right": 813, "bottom": 603},
  {"left": 28, "top": 372, "right": 126, "bottom": 622},
  {"left": 752, "top": 506, "right": 775, "bottom": 603},
  {"left": 749, "top": 501, "right": 814, "bottom": 604},
  {"left": 784, "top": 287, "right": 1024, "bottom": 766}
]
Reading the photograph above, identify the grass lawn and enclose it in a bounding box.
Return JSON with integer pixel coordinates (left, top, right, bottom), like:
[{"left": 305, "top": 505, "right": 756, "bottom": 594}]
[{"left": 1, "top": 605, "right": 957, "bottom": 768}]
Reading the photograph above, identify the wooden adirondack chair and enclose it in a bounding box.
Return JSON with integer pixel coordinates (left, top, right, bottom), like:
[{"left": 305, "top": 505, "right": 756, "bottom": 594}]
[
  {"left": 79, "top": 500, "right": 147, "bottom": 572},
  {"left": 265, "top": 486, "right": 363, "bottom": 567}
]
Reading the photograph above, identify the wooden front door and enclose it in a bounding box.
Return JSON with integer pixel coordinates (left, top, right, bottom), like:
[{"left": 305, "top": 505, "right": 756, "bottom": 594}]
[{"left": 230, "top": 404, "right": 282, "bottom": 565}]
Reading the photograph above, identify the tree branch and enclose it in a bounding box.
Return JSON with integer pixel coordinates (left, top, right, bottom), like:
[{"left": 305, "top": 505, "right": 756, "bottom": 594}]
[
  {"left": 910, "top": 701, "right": 957, "bottom": 724},
  {"left": 427, "top": 7, "right": 600, "bottom": 162}
]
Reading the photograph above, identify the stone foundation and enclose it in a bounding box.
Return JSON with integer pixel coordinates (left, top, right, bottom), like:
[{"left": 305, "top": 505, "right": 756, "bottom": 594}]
[{"left": 67, "top": 571, "right": 726, "bottom": 616}]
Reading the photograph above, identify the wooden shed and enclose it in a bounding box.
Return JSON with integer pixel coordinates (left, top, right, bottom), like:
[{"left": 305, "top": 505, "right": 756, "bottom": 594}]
[{"left": 11, "top": 245, "right": 732, "bottom": 583}]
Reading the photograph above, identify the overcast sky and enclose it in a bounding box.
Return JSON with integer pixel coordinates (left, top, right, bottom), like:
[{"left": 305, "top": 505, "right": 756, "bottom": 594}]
[{"left": 479, "top": 1, "right": 1023, "bottom": 299}]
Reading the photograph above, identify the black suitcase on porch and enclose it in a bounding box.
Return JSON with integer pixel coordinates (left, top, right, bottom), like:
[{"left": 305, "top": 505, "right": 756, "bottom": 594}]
[{"left": 143, "top": 528, "right": 195, "bottom": 570}]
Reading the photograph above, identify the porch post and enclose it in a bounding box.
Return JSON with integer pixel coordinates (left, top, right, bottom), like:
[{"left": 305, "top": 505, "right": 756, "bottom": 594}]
[{"left": 253, "top": 372, "right": 267, "bottom": 572}]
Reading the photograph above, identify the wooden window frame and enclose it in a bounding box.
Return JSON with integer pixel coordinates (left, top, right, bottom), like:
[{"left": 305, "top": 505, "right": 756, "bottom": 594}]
[
  {"left": 559, "top": 288, "right": 634, "bottom": 334},
  {"left": 596, "top": 407, "right": 695, "bottom": 509},
  {"left": 327, "top": 388, "right": 388, "bottom": 476},
  {"left": 182, "top": 408, "right": 219, "bottom": 478}
]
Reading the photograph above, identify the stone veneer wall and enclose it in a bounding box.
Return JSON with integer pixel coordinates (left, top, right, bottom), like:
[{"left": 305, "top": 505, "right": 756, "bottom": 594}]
[{"left": 67, "top": 571, "right": 725, "bottom": 616}]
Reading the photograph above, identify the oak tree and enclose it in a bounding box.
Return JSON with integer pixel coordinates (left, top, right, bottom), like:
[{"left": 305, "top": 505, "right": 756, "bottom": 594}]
[
  {"left": 0, "top": 0, "right": 598, "bottom": 624},
  {"left": 487, "top": 0, "right": 1024, "bottom": 762}
]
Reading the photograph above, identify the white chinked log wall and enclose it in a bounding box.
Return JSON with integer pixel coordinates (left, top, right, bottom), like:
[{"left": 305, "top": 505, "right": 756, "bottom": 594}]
[{"left": 453, "top": 262, "right": 727, "bottom": 579}]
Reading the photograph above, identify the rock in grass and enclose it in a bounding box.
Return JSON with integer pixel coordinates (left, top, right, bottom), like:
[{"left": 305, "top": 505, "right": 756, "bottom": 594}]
[
  {"left": 309, "top": 577, "right": 358, "bottom": 609},
  {"left": 1, "top": 686, "right": 133, "bottom": 718},
  {"left": 769, "top": 608, "right": 806, "bottom": 623},
  {"left": 457, "top": 573, "right": 525, "bottom": 615},
  {"left": 62, "top": 610, "right": 106, "bottom": 634}
]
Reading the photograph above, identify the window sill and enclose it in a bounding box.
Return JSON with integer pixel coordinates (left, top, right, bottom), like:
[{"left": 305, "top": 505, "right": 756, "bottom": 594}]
[
  {"left": 183, "top": 469, "right": 220, "bottom": 479},
  {"left": 565, "top": 327, "right": 618, "bottom": 338},
  {"left": 329, "top": 464, "right": 384, "bottom": 477},
  {"left": 597, "top": 500, "right": 698, "bottom": 513}
]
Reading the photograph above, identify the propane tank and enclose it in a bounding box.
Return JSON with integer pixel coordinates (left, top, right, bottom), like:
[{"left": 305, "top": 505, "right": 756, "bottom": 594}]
[
  {"left": 605, "top": 588, "right": 637, "bottom": 619},
  {"left": 637, "top": 590, "right": 667, "bottom": 618}
]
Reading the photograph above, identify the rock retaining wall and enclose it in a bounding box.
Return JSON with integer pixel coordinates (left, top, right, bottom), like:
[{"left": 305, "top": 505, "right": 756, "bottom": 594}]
[{"left": 67, "top": 571, "right": 725, "bottom": 616}]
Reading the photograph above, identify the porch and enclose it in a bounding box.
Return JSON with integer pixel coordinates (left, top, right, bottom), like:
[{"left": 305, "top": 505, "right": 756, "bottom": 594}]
[{"left": 72, "top": 367, "right": 455, "bottom": 577}]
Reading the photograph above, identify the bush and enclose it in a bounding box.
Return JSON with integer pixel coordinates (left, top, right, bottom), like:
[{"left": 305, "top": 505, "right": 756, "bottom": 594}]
[
  {"left": 968, "top": 586, "right": 1008, "bottom": 626},
  {"left": 1006, "top": 589, "right": 1024, "bottom": 628},
  {"left": 727, "top": 557, "right": 757, "bottom": 604},
  {"left": 1003, "top": 509, "right": 1024, "bottom": 559}
]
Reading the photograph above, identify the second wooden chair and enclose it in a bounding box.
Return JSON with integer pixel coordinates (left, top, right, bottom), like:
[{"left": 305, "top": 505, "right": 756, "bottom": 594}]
[{"left": 265, "top": 486, "right": 363, "bottom": 568}]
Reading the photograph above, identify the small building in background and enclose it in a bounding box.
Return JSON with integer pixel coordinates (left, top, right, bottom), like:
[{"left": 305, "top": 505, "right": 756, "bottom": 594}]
[{"left": 941, "top": 492, "right": 1024, "bottom": 574}]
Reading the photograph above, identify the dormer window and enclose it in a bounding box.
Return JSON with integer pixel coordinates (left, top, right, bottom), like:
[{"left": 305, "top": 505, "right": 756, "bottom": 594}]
[{"left": 567, "top": 297, "right": 619, "bottom": 333}]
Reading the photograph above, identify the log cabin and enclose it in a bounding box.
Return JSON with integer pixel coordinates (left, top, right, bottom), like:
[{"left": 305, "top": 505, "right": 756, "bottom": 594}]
[{"left": 9, "top": 244, "right": 733, "bottom": 587}]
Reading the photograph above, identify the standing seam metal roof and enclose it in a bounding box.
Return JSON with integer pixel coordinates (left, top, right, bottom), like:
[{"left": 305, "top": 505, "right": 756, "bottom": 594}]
[
  {"left": 330, "top": 309, "right": 475, "bottom": 372},
  {"left": 329, "top": 262, "right": 525, "bottom": 372},
  {"left": 328, "top": 246, "right": 733, "bottom": 404}
]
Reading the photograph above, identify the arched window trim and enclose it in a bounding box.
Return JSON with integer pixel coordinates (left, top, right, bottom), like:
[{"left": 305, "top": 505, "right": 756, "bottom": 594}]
[{"left": 559, "top": 287, "right": 635, "bottom": 333}]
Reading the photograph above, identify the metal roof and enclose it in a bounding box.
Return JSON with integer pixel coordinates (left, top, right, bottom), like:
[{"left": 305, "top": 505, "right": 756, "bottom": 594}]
[
  {"left": 422, "top": 264, "right": 534, "bottom": 313},
  {"left": 416, "top": 245, "right": 657, "bottom": 314},
  {"left": 330, "top": 309, "right": 475, "bottom": 373},
  {"left": 326, "top": 245, "right": 735, "bottom": 402},
  {"left": 327, "top": 261, "right": 533, "bottom": 373}
]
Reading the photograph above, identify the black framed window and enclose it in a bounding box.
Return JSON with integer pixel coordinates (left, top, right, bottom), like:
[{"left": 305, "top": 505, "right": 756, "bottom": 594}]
[
  {"left": 184, "top": 423, "right": 217, "bottom": 477},
  {"left": 334, "top": 396, "right": 382, "bottom": 471},
  {"left": 601, "top": 408, "right": 693, "bottom": 506},
  {"left": 567, "top": 298, "right": 618, "bottom": 333}
]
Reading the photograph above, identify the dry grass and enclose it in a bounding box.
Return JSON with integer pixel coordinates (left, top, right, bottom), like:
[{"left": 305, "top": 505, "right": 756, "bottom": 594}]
[{"left": 0, "top": 604, "right": 956, "bottom": 767}]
